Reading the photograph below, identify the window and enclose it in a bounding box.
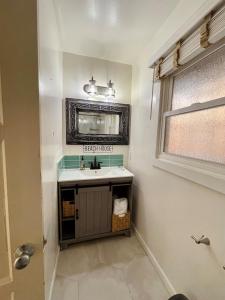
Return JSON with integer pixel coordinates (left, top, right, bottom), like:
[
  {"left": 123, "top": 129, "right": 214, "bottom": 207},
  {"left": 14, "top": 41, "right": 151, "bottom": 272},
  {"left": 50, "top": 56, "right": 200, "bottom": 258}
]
[
  {"left": 160, "top": 43, "right": 225, "bottom": 166},
  {"left": 154, "top": 42, "right": 225, "bottom": 194},
  {"left": 152, "top": 4, "right": 225, "bottom": 194},
  {"left": 164, "top": 106, "right": 225, "bottom": 164}
]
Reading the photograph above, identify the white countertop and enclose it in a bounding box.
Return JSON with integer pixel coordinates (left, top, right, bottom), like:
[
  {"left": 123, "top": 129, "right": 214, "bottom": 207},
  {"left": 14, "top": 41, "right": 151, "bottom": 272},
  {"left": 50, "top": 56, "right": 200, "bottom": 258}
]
[{"left": 58, "top": 166, "right": 134, "bottom": 182}]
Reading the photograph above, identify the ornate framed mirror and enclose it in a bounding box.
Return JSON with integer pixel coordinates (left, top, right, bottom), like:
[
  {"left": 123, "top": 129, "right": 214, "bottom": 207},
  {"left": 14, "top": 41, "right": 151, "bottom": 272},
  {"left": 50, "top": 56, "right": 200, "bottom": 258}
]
[{"left": 66, "top": 98, "right": 130, "bottom": 145}]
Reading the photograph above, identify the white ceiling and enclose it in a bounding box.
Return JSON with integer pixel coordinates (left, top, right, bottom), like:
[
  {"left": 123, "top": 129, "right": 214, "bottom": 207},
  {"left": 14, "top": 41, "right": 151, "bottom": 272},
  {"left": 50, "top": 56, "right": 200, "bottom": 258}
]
[{"left": 54, "top": 0, "right": 179, "bottom": 64}]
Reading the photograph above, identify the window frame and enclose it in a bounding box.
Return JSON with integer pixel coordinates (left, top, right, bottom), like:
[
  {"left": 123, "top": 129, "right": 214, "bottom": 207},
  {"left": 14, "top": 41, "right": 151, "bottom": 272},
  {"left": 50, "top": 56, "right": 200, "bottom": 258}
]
[{"left": 154, "top": 40, "right": 225, "bottom": 194}]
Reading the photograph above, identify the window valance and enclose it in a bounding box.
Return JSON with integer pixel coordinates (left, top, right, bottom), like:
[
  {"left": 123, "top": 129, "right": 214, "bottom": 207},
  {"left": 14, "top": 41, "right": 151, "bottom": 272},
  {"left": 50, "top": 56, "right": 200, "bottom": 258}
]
[{"left": 153, "top": 4, "right": 225, "bottom": 79}]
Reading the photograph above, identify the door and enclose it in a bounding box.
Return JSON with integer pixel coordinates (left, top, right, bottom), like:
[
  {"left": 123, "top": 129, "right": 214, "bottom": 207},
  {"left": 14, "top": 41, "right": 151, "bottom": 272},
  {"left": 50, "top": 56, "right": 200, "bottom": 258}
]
[
  {"left": 0, "top": 1, "right": 45, "bottom": 299},
  {"left": 76, "top": 186, "right": 112, "bottom": 238}
]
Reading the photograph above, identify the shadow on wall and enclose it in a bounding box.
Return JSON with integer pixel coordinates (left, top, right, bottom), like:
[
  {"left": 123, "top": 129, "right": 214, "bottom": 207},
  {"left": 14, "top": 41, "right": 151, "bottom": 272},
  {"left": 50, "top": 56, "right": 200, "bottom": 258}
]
[{"left": 132, "top": 183, "right": 138, "bottom": 224}]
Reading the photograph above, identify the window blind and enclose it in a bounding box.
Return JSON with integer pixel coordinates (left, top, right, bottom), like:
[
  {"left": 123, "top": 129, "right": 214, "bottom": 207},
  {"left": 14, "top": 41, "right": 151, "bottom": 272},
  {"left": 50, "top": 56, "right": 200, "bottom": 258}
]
[{"left": 153, "top": 4, "right": 225, "bottom": 79}]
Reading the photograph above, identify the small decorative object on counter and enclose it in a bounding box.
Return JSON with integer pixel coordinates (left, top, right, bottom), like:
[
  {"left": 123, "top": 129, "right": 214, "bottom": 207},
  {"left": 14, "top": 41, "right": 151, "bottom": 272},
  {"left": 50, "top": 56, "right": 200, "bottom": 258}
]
[
  {"left": 80, "top": 155, "right": 85, "bottom": 170},
  {"left": 112, "top": 211, "right": 130, "bottom": 232},
  {"left": 63, "top": 201, "right": 75, "bottom": 218}
]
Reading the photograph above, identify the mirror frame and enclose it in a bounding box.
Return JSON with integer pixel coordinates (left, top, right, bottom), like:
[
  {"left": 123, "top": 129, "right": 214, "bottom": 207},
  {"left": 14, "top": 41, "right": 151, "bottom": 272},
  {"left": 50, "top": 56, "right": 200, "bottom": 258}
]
[{"left": 66, "top": 98, "right": 130, "bottom": 145}]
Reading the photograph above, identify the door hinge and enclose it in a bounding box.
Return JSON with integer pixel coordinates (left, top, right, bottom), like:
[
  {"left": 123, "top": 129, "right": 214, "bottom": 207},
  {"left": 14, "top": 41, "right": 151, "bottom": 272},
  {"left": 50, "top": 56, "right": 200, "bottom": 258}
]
[{"left": 43, "top": 237, "right": 47, "bottom": 248}]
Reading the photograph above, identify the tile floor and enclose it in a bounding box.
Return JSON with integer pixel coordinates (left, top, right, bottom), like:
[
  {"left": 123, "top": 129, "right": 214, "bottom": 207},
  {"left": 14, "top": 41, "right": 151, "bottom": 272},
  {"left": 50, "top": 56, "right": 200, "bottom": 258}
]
[{"left": 52, "top": 234, "right": 169, "bottom": 300}]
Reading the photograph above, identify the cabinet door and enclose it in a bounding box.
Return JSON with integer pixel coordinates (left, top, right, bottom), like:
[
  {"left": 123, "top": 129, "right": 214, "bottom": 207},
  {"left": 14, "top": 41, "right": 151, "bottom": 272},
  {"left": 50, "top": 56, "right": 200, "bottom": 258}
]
[{"left": 76, "top": 186, "right": 112, "bottom": 238}]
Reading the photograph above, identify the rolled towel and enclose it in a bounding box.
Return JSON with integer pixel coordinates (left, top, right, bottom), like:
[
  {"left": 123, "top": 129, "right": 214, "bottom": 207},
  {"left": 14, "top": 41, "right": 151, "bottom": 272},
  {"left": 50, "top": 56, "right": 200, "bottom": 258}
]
[{"left": 113, "top": 197, "right": 128, "bottom": 215}]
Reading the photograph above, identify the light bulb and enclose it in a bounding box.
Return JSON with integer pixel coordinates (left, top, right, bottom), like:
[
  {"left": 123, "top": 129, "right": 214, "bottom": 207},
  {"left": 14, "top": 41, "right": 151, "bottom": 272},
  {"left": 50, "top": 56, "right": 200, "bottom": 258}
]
[
  {"left": 107, "top": 80, "right": 115, "bottom": 98},
  {"left": 88, "top": 76, "right": 97, "bottom": 96}
]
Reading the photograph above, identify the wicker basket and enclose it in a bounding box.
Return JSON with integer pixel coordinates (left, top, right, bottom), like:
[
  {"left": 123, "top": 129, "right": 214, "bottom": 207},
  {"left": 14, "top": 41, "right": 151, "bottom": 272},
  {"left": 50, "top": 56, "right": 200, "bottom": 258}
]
[
  {"left": 63, "top": 201, "right": 75, "bottom": 218},
  {"left": 112, "top": 211, "right": 130, "bottom": 232}
]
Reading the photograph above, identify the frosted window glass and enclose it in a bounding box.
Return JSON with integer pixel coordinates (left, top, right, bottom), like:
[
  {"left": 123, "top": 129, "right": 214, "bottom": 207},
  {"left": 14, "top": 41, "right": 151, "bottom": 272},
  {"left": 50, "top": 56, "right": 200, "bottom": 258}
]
[
  {"left": 172, "top": 46, "right": 225, "bottom": 110},
  {"left": 164, "top": 106, "right": 225, "bottom": 164}
]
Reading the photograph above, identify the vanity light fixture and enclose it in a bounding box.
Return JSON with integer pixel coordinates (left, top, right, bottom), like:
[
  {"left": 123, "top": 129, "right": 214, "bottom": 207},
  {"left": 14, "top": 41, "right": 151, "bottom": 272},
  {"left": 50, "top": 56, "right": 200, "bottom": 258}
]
[{"left": 83, "top": 77, "right": 116, "bottom": 99}]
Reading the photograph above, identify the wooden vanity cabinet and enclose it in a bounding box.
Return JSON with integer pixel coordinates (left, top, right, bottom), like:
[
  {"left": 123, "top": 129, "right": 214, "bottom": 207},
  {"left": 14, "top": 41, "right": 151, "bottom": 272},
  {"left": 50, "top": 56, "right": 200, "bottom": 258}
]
[
  {"left": 58, "top": 180, "right": 132, "bottom": 250},
  {"left": 76, "top": 186, "right": 112, "bottom": 238}
]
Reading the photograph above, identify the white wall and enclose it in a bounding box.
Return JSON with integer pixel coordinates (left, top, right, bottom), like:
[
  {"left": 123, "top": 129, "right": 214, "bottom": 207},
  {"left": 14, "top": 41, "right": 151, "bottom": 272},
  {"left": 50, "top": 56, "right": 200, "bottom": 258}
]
[
  {"left": 129, "top": 0, "right": 225, "bottom": 300},
  {"left": 38, "top": 0, "right": 63, "bottom": 299},
  {"left": 63, "top": 53, "right": 132, "bottom": 165}
]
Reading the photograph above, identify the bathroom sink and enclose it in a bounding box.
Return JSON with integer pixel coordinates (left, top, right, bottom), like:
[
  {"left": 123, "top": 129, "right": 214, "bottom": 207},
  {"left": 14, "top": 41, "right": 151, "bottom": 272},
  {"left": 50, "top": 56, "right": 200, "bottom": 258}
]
[
  {"left": 58, "top": 166, "right": 134, "bottom": 182},
  {"left": 82, "top": 168, "right": 117, "bottom": 177}
]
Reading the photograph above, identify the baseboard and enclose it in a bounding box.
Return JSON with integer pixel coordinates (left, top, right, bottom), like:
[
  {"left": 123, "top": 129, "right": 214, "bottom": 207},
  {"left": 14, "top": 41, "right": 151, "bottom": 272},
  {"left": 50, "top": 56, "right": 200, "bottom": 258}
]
[
  {"left": 133, "top": 225, "right": 176, "bottom": 296},
  {"left": 48, "top": 246, "right": 60, "bottom": 300}
]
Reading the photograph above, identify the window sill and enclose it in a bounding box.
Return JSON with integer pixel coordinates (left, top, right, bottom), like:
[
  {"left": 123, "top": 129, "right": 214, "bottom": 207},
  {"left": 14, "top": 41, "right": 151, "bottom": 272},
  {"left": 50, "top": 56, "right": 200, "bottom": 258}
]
[{"left": 153, "top": 155, "right": 225, "bottom": 195}]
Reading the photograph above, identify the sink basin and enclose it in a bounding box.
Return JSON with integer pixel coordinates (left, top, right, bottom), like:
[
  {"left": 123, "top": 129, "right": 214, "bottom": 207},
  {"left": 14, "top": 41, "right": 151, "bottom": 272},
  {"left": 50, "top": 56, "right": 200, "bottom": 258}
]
[
  {"left": 58, "top": 166, "right": 134, "bottom": 182},
  {"left": 82, "top": 168, "right": 117, "bottom": 177}
]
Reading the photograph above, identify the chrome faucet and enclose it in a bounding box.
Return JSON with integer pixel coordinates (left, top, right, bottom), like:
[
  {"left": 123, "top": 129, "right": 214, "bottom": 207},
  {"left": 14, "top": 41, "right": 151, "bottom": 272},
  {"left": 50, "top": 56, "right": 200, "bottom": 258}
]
[{"left": 191, "top": 235, "right": 210, "bottom": 246}]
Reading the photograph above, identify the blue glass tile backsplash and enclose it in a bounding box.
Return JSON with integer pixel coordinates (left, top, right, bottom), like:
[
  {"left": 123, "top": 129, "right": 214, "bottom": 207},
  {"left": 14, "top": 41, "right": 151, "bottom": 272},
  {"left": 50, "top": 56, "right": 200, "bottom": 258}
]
[{"left": 58, "top": 155, "right": 123, "bottom": 169}]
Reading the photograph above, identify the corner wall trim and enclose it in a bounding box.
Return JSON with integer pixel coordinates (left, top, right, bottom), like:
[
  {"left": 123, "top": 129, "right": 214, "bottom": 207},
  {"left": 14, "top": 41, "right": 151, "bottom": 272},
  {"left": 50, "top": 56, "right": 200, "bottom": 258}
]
[
  {"left": 133, "top": 225, "right": 176, "bottom": 296},
  {"left": 48, "top": 246, "right": 60, "bottom": 300}
]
